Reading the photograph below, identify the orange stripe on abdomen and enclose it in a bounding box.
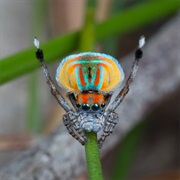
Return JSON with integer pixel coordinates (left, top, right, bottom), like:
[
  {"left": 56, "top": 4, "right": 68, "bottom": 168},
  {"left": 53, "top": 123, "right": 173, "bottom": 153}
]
[
  {"left": 98, "top": 63, "right": 109, "bottom": 71},
  {"left": 67, "top": 64, "right": 80, "bottom": 74},
  {"left": 94, "top": 68, "right": 100, "bottom": 86},
  {"left": 79, "top": 67, "right": 86, "bottom": 87}
]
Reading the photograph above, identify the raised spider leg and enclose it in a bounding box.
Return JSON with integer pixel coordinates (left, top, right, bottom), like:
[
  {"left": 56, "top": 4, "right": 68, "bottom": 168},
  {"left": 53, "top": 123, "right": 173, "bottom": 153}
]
[
  {"left": 98, "top": 36, "right": 145, "bottom": 148},
  {"left": 109, "top": 35, "right": 145, "bottom": 111},
  {"left": 33, "top": 37, "right": 71, "bottom": 112},
  {"left": 98, "top": 111, "right": 119, "bottom": 148},
  {"left": 34, "top": 38, "right": 87, "bottom": 144},
  {"left": 67, "top": 93, "right": 79, "bottom": 111}
]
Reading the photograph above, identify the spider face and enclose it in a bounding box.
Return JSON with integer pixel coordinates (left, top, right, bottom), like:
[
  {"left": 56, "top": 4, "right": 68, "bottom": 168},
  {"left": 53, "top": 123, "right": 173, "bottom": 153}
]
[
  {"left": 77, "top": 111, "right": 105, "bottom": 132},
  {"left": 74, "top": 92, "right": 107, "bottom": 132},
  {"left": 76, "top": 93, "right": 106, "bottom": 112}
]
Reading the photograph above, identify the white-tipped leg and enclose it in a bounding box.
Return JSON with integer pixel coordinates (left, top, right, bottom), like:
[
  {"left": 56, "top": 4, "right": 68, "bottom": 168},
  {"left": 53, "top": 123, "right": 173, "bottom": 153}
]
[
  {"left": 33, "top": 37, "right": 40, "bottom": 49},
  {"left": 33, "top": 38, "right": 72, "bottom": 112},
  {"left": 108, "top": 36, "right": 145, "bottom": 111},
  {"left": 139, "top": 35, "right": 145, "bottom": 48}
]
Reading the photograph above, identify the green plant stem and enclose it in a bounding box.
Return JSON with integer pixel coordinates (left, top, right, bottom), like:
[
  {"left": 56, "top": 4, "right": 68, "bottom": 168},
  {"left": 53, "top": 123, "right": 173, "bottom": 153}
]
[
  {"left": 79, "top": 1, "right": 103, "bottom": 179},
  {"left": 0, "top": 0, "right": 179, "bottom": 84},
  {"left": 85, "top": 132, "right": 103, "bottom": 180}
]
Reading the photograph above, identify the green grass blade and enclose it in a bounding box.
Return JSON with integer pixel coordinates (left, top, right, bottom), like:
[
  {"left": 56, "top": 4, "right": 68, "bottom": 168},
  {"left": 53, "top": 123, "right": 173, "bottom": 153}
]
[
  {"left": 0, "top": 32, "right": 79, "bottom": 84},
  {"left": 0, "top": 0, "right": 179, "bottom": 85},
  {"left": 96, "top": 0, "right": 179, "bottom": 40},
  {"left": 102, "top": 0, "right": 124, "bottom": 56}
]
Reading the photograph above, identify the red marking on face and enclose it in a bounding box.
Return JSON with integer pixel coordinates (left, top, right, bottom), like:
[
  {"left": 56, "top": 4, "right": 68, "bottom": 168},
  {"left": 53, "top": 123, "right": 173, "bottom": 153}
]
[
  {"left": 77, "top": 94, "right": 89, "bottom": 104},
  {"left": 93, "top": 94, "right": 104, "bottom": 104},
  {"left": 77, "top": 93, "right": 105, "bottom": 105}
]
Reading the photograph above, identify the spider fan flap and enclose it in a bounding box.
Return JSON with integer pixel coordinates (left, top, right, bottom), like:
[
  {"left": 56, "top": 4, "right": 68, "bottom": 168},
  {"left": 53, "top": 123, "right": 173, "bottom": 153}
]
[{"left": 56, "top": 52, "right": 124, "bottom": 92}]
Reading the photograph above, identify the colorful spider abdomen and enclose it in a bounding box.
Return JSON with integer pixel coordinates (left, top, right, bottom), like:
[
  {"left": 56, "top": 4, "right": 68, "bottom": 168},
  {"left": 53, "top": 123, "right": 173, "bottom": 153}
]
[{"left": 56, "top": 52, "right": 124, "bottom": 92}]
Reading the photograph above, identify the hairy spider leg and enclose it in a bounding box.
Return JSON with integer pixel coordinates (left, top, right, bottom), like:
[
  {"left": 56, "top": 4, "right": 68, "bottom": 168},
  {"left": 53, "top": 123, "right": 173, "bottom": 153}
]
[
  {"left": 63, "top": 111, "right": 88, "bottom": 145},
  {"left": 98, "top": 36, "right": 145, "bottom": 147},
  {"left": 109, "top": 36, "right": 145, "bottom": 111},
  {"left": 34, "top": 37, "right": 88, "bottom": 144},
  {"left": 34, "top": 38, "right": 71, "bottom": 112},
  {"left": 98, "top": 111, "right": 119, "bottom": 148}
]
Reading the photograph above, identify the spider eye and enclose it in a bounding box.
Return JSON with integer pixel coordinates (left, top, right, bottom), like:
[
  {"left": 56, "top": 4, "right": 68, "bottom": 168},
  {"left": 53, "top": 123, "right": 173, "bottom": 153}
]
[
  {"left": 92, "top": 104, "right": 100, "bottom": 111},
  {"left": 76, "top": 103, "right": 81, "bottom": 108},
  {"left": 101, "top": 103, "right": 105, "bottom": 108},
  {"left": 82, "top": 104, "right": 90, "bottom": 111}
]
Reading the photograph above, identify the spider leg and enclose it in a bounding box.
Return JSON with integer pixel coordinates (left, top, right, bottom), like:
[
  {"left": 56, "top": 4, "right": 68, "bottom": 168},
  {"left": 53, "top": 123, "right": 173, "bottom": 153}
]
[
  {"left": 109, "top": 36, "right": 145, "bottom": 111},
  {"left": 103, "top": 93, "right": 113, "bottom": 108},
  {"left": 63, "top": 111, "right": 88, "bottom": 145},
  {"left": 67, "top": 93, "right": 79, "bottom": 111},
  {"left": 33, "top": 37, "right": 71, "bottom": 112},
  {"left": 34, "top": 38, "right": 88, "bottom": 144},
  {"left": 98, "top": 111, "right": 119, "bottom": 148},
  {"left": 99, "top": 36, "right": 145, "bottom": 148}
]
